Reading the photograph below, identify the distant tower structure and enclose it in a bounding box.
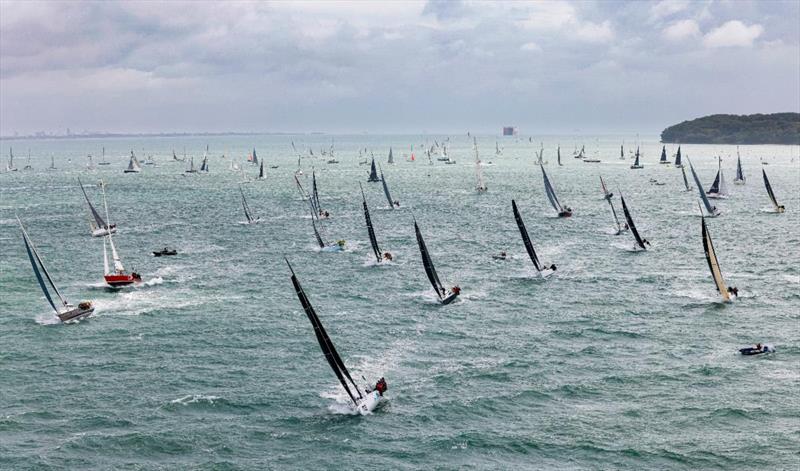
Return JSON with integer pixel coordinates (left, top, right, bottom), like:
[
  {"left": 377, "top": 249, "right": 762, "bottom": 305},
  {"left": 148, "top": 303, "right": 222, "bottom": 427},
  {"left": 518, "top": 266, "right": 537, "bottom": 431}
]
[{"left": 502, "top": 126, "right": 517, "bottom": 136}]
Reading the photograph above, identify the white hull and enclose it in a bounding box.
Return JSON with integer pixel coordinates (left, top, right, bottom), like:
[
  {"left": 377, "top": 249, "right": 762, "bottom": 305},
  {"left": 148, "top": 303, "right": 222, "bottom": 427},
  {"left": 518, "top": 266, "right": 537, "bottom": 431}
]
[
  {"left": 91, "top": 227, "right": 117, "bottom": 237},
  {"left": 706, "top": 193, "right": 728, "bottom": 200},
  {"left": 356, "top": 391, "right": 382, "bottom": 415},
  {"left": 538, "top": 268, "right": 554, "bottom": 279},
  {"left": 734, "top": 179, "right": 745, "bottom": 185}
]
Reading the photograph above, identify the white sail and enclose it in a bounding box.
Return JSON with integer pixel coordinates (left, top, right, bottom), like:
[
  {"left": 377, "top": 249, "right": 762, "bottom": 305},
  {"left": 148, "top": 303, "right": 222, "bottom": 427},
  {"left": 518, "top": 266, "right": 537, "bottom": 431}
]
[
  {"left": 474, "top": 138, "right": 487, "bottom": 192},
  {"left": 718, "top": 168, "right": 729, "bottom": 197},
  {"left": 108, "top": 235, "right": 125, "bottom": 273},
  {"left": 103, "top": 237, "right": 110, "bottom": 275}
]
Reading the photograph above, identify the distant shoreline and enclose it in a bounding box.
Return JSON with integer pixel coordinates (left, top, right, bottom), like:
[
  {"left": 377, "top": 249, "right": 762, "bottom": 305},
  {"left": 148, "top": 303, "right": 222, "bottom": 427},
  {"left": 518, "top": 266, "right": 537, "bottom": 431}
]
[{"left": 661, "top": 113, "right": 800, "bottom": 145}]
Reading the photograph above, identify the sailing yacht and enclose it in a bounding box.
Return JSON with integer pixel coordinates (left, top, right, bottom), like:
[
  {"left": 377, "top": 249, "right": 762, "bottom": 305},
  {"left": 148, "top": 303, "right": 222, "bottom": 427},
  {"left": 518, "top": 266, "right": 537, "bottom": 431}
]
[
  {"left": 414, "top": 220, "right": 460, "bottom": 304},
  {"left": 360, "top": 183, "right": 392, "bottom": 263},
  {"left": 734, "top": 148, "right": 745, "bottom": 184},
  {"left": 258, "top": 159, "right": 266, "bottom": 180},
  {"left": 6, "top": 147, "right": 18, "bottom": 171},
  {"left": 700, "top": 214, "right": 736, "bottom": 301},
  {"left": 367, "top": 158, "right": 380, "bottom": 182},
  {"left": 630, "top": 147, "right": 643, "bottom": 169},
  {"left": 379, "top": 165, "right": 399, "bottom": 208},
  {"left": 48, "top": 155, "right": 57, "bottom": 171},
  {"left": 79, "top": 179, "right": 118, "bottom": 236},
  {"left": 98, "top": 147, "right": 110, "bottom": 165},
  {"left": 600, "top": 176, "right": 613, "bottom": 200},
  {"left": 659, "top": 145, "right": 670, "bottom": 165},
  {"left": 23, "top": 150, "right": 33, "bottom": 170},
  {"left": 123, "top": 151, "right": 142, "bottom": 173},
  {"left": 239, "top": 186, "right": 261, "bottom": 224},
  {"left": 541, "top": 165, "right": 572, "bottom": 217},
  {"left": 620, "top": 193, "right": 649, "bottom": 251},
  {"left": 706, "top": 157, "right": 729, "bottom": 199},
  {"left": 512, "top": 200, "right": 556, "bottom": 277},
  {"left": 762, "top": 169, "right": 785, "bottom": 213},
  {"left": 474, "top": 138, "right": 487, "bottom": 192},
  {"left": 185, "top": 156, "right": 197, "bottom": 173},
  {"left": 286, "top": 258, "right": 387, "bottom": 414},
  {"left": 102, "top": 235, "right": 141, "bottom": 287},
  {"left": 387, "top": 147, "right": 394, "bottom": 164},
  {"left": 19, "top": 217, "right": 95, "bottom": 322},
  {"left": 674, "top": 146, "right": 683, "bottom": 168},
  {"left": 688, "top": 159, "right": 720, "bottom": 217}
]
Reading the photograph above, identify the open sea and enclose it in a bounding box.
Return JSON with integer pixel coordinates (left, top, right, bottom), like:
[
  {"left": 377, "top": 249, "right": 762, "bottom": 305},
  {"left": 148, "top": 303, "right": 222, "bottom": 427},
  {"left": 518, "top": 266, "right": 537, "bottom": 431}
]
[{"left": 1, "top": 134, "right": 798, "bottom": 470}]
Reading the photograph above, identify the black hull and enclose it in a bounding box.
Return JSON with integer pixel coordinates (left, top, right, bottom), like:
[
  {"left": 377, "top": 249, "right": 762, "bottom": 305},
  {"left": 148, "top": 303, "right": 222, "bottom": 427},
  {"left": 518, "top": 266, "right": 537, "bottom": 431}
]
[{"left": 441, "top": 292, "right": 459, "bottom": 305}]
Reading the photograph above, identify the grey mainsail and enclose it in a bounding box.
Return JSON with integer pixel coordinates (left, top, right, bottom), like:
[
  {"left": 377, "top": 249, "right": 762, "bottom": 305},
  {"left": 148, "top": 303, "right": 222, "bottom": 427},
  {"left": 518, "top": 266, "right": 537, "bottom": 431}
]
[
  {"left": 541, "top": 165, "right": 564, "bottom": 213},
  {"left": 512, "top": 199, "right": 542, "bottom": 271},
  {"left": 360, "top": 184, "right": 382, "bottom": 262},
  {"left": 19, "top": 218, "right": 68, "bottom": 313},
  {"left": 78, "top": 179, "right": 110, "bottom": 230},
  {"left": 620, "top": 193, "right": 646, "bottom": 250},
  {"left": 688, "top": 159, "right": 717, "bottom": 216},
  {"left": 660, "top": 145, "right": 668, "bottom": 163},
  {"left": 286, "top": 258, "right": 362, "bottom": 406},
  {"left": 414, "top": 221, "right": 444, "bottom": 299},
  {"left": 675, "top": 146, "right": 683, "bottom": 167},
  {"left": 380, "top": 166, "right": 395, "bottom": 209},
  {"left": 762, "top": 168, "right": 781, "bottom": 210},
  {"left": 387, "top": 147, "right": 394, "bottom": 164}
]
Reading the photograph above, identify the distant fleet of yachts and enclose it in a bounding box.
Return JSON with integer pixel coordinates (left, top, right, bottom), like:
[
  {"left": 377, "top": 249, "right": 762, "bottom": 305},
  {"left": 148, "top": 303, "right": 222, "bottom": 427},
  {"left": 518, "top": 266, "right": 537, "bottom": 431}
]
[{"left": 5, "top": 139, "right": 788, "bottom": 413}]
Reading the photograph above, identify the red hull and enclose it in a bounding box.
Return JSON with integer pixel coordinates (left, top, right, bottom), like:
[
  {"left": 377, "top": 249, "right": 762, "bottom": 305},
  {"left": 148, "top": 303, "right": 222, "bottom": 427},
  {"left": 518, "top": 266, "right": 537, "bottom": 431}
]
[{"left": 105, "top": 273, "right": 141, "bottom": 287}]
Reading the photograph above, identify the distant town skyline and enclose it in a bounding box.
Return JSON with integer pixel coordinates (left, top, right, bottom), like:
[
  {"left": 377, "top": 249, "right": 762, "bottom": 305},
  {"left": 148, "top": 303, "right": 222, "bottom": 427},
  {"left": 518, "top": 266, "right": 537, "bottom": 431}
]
[{"left": 1, "top": 1, "right": 798, "bottom": 136}]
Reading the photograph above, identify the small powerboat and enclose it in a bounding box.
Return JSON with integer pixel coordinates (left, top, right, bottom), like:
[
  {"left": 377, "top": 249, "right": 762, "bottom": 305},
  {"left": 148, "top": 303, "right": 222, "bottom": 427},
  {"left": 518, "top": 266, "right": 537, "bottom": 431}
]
[
  {"left": 739, "top": 344, "right": 774, "bottom": 356},
  {"left": 153, "top": 248, "right": 177, "bottom": 257}
]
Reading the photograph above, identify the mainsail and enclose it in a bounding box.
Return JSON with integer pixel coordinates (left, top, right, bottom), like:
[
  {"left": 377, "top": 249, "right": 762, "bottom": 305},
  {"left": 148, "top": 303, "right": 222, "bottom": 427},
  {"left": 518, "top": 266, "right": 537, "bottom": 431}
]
[
  {"left": 557, "top": 146, "right": 563, "bottom": 166},
  {"left": 511, "top": 200, "right": 542, "bottom": 271},
  {"left": 258, "top": 159, "right": 265, "bottom": 179},
  {"left": 681, "top": 165, "right": 692, "bottom": 191},
  {"left": 620, "top": 194, "right": 646, "bottom": 250},
  {"left": 311, "top": 171, "right": 321, "bottom": 214},
  {"left": 19, "top": 218, "right": 68, "bottom": 313},
  {"left": 126, "top": 151, "right": 142, "bottom": 172},
  {"left": 252, "top": 148, "right": 258, "bottom": 165},
  {"left": 379, "top": 166, "right": 395, "bottom": 209},
  {"left": 631, "top": 147, "right": 642, "bottom": 168},
  {"left": 688, "top": 159, "right": 717, "bottom": 216},
  {"left": 701, "top": 216, "right": 730, "bottom": 301},
  {"left": 659, "top": 146, "right": 668, "bottom": 164},
  {"left": 735, "top": 150, "right": 745, "bottom": 183},
  {"left": 387, "top": 147, "right": 394, "bottom": 164},
  {"left": 541, "top": 165, "right": 564, "bottom": 213},
  {"left": 368, "top": 158, "right": 379, "bottom": 182},
  {"left": 240, "top": 187, "right": 255, "bottom": 223},
  {"left": 79, "top": 179, "right": 110, "bottom": 231},
  {"left": 360, "top": 184, "right": 382, "bottom": 262},
  {"left": 286, "top": 258, "right": 363, "bottom": 406},
  {"left": 414, "top": 221, "right": 444, "bottom": 300},
  {"left": 674, "top": 146, "right": 683, "bottom": 167},
  {"left": 762, "top": 169, "right": 782, "bottom": 211}
]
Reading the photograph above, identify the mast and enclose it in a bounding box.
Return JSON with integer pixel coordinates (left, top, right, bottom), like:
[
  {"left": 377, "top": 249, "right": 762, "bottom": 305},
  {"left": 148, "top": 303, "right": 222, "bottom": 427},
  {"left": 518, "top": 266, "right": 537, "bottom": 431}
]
[
  {"left": 240, "top": 186, "right": 253, "bottom": 223},
  {"left": 311, "top": 217, "right": 325, "bottom": 248},
  {"left": 660, "top": 145, "right": 667, "bottom": 163},
  {"left": 681, "top": 165, "right": 692, "bottom": 191},
  {"left": 511, "top": 200, "right": 542, "bottom": 271},
  {"left": 360, "top": 183, "right": 382, "bottom": 262},
  {"left": 701, "top": 216, "right": 730, "bottom": 301},
  {"left": 286, "top": 259, "right": 362, "bottom": 406},
  {"left": 414, "top": 221, "right": 444, "bottom": 299},
  {"left": 620, "top": 193, "right": 646, "bottom": 250},
  {"left": 474, "top": 137, "right": 487, "bottom": 192},
  {"left": 608, "top": 197, "right": 623, "bottom": 233},
  {"left": 18, "top": 218, "right": 68, "bottom": 313}
]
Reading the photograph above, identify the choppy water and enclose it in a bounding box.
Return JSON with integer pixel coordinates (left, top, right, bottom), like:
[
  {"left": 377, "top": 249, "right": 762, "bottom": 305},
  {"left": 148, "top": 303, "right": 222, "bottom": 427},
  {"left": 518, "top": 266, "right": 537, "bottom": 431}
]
[{"left": 1, "top": 134, "right": 799, "bottom": 470}]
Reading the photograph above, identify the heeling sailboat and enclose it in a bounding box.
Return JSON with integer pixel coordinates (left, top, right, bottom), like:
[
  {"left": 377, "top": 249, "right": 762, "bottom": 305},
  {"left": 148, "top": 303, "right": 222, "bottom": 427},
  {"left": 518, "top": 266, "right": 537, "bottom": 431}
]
[
  {"left": 7, "top": 147, "right": 18, "bottom": 171},
  {"left": 200, "top": 155, "right": 209, "bottom": 172},
  {"left": 311, "top": 170, "right": 325, "bottom": 216},
  {"left": 620, "top": 192, "right": 649, "bottom": 251},
  {"left": 706, "top": 157, "right": 729, "bottom": 199},
  {"left": 540, "top": 165, "right": 572, "bottom": 217},
  {"left": 379, "top": 165, "right": 398, "bottom": 208},
  {"left": 102, "top": 233, "right": 141, "bottom": 287},
  {"left": 360, "top": 183, "right": 391, "bottom": 263},
  {"left": 734, "top": 148, "right": 745, "bottom": 184},
  {"left": 688, "top": 158, "right": 720, "bottom": 217},
  {"left": 368, "top": 158, "right": 380, "bottom": 182},
  {"left": 674, "top": 146, "right": 683, "bottom": 168},
  {"left": 511, "top": 199, "right": 556, "bottom": 277},
  {"left": 18, "top": 217, "right": 95, "bottom": 322},
  {"left": 600, "top": 176, "right": 613, "bottom": 200},
  {"left": 286, "top": 258, "right": 386, "bottom": 414},
  {"left": 659, "top": 145, "right": 669, "bottom": 164},
  {"left": 680, "top": 164, "right": 693, "bottom": 191},
  {"left": 701, "top": 214, "right": 735, "bottom": 301},
  {"left": 762, "top": 169, "right": 785, "bottom": 213},
  {"left": 239, "top": 186, "right": 261, "bottom": 224},
  {"left": 414, "top": 220, "right": 460, "bottom": 304},
  {"left": 474, "top": 138, "right": 487, "bottom": 192},
  {"left": 294, "top": 174, "right": 319, "bottom": 221},
  {"left": 79, "top": 179, "right": 117, "bottom": 237},
  {"left": 124, "top": 151, "right": 141, "bottom": 173},
  {"left": 630, "top": 147, "right": 643, "bottom": 169},
  {"left": 258, "top": 159, "right": 265, "bottom": 179}
]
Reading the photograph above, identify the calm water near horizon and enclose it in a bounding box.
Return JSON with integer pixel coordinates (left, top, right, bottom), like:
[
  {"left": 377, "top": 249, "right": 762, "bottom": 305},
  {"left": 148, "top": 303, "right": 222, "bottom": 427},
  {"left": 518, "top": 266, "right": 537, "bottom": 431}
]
[{"left": 1, "top": 134, "right": 799, "bottom": 469}]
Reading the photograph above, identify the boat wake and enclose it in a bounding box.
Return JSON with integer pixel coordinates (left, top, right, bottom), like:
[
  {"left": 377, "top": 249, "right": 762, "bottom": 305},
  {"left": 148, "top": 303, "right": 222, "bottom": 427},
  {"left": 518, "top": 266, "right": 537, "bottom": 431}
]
[
  {"left": 34, "top": 312, "right": 63, "bottom": 325},
  {"left": 170, "top": 394, "right": 221, "bottom": 406}
]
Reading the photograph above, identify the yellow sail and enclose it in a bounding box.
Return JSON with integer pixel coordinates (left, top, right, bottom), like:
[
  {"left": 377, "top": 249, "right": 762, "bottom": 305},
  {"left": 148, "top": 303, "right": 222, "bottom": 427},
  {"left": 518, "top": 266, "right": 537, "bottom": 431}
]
[{"left": 702, "top": 218, "right": 730, "bottom": 301}]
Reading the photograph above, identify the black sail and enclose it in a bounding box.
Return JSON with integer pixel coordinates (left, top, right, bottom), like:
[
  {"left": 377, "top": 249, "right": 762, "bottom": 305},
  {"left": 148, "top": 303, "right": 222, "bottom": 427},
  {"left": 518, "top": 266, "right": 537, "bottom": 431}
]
[
  {"left": 763, "top": 169, "right": 780, "bottom": 209},
  {"left": 414, "top": 221, "right": 443, "bottom": 299},
  {"left": 675, "top": 146, "right": 682, "bottom": 167},
  {"left": 511, "top": 199, "right": 542, "bottom": 270},
  {"left": 287, "top": 259, "right": 362, "bottom": 405},
  {"left": 368, "top": 158, "right": 379, "bottom": 182},
  {"left": 620, "top": 194, "right": 646, "bottom": 250},
  {"left": 360, "top": 184, "right": 382, "bottom": 262},
  {"left": 78, "top": 178, "right": 109, "bottom": 229}
]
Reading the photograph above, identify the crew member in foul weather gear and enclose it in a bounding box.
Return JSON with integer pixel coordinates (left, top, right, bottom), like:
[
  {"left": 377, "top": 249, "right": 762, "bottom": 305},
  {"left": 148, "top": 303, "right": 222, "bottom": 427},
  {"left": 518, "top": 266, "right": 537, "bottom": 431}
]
[
  {"left": 383, "top": 252, "right": 393, "bottom": 261},
  {"left": 451, "top": 286, "right": 461, "bottom": 295},
  {"left": 374, "top": 377, "right": 388, "bottom": 395},
  {"left": 727, "top": 286, "right": 739, "bottom": 297},
  {"left": 549, "top": 264, "right": 557, "bottom": 271}
]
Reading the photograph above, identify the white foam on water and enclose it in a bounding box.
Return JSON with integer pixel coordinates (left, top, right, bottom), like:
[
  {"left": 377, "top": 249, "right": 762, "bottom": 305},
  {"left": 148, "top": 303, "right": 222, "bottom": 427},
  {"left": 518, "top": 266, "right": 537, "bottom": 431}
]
[{"left": 170, "top": 394, "right": 220, "bottom": 405}]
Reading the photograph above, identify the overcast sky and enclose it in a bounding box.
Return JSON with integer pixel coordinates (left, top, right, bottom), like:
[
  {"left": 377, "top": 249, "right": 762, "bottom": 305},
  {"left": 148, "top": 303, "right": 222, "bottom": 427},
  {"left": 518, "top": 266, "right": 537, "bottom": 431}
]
[{"left": 1, "top": 0, "right": 798, "bottom": 135}]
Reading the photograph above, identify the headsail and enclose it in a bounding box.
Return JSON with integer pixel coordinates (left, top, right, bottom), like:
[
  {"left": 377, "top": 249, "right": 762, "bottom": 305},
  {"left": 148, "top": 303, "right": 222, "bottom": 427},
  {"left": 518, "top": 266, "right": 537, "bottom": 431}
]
[
  {"left": 620, "top": 193, "right": 646, "bottom": 250},
  {"left": 360, "top": 184, "right": 382, "bottom": 262},
  {"left": 286, "top": 259, "right": 362, "bottom": 406},
  {"left": 294, "top": 174, "right": 318, "bottom": 221},
  {"left": 688, "top": 159, "right": 717, "bottom": 216},
  {"left": 541, "top": 165, "right": 563, "bottom": 213},
  {"left": 762, "top": 168, "right": 782, "bottom": 211},
  {"left": 414, "top": 221, "right": 444, "bottom": 299},
  {"left": 608, "top": 197, "right": 623, "bottom": 233},
  {"left": 600, "top": 176, "right": 611, "bottom": 199},
  {"left": 368, "top": 158, "right": 379, "bottom": 182},
  {"left": 19, "top": 218, "right": 68, "bottom": 313},
  {"left": 379, "top": 165, "right": 395, "bottom": 209},
  {"left": 511, "top": 200, "right": 542, "bottom": 271},
  {"left": 701, "top": 216, "right": 730, "bottom": 301},
  {"left": 79, "top": 179, "right": 110, "bottom": 230}
]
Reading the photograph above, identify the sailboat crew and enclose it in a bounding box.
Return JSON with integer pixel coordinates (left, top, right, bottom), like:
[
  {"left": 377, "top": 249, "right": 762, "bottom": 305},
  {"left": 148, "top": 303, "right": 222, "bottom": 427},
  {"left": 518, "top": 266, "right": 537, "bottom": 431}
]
[
  {"left": 383, "top": 252, "right": 393, "bottom": 261},
  {"left": 727, "top": 286, "right": 739, "bottom": 297}
]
